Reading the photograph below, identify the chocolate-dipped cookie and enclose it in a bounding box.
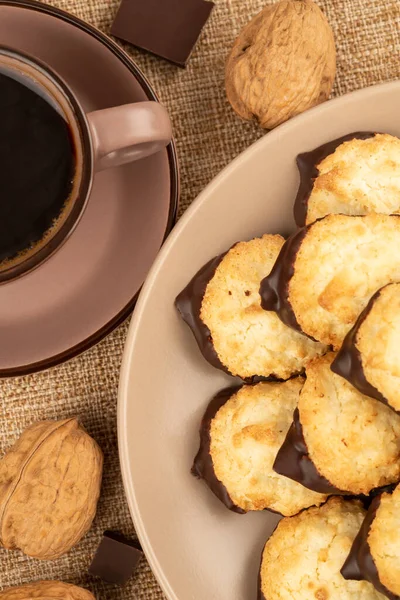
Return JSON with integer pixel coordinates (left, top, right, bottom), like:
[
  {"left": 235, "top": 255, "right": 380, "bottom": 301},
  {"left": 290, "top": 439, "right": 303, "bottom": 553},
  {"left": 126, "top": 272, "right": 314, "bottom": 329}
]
[
  {"left": 259, "top": 497, "right": 384, "bottom": 600},
  {"left": 294, "top": 133, "right": 400, "bottom": 227},
  {"left": 192, "top": 379, "right": 327, "bottom": 516},
  {"left": 332, "top": 283, "right": 400, "bottom": 414},
  {"left": 273, "top": 353, "right": 400, "bottom": 496},
  {"left": 342, "top": 484, "right": 400, "bottom": 600},
  {"left": 260, "top": 214, "right": 400, "bottom": 348},
  {"left": 176, "top": 235, "right": 326, "bottom": 382}
]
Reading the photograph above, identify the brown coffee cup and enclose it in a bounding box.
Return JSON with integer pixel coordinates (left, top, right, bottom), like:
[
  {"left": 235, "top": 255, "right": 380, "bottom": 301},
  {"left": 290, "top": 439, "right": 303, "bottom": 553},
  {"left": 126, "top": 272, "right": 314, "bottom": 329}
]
[{"left": 0, "top": 45, "right": 173, "bottom": 283}]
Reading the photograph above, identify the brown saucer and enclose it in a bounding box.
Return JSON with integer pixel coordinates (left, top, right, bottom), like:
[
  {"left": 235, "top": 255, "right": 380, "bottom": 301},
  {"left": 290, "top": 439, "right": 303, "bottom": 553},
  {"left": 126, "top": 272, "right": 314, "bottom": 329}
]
[{"left": 0, "top": 0, "right": 178, "bottom": 376}]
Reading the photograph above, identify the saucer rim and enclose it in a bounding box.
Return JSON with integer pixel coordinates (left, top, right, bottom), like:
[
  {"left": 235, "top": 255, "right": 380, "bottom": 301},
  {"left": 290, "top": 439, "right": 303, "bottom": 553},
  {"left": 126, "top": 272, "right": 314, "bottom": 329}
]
[{"left": 0, "top": 0, "right": 179, "bottom": 377}]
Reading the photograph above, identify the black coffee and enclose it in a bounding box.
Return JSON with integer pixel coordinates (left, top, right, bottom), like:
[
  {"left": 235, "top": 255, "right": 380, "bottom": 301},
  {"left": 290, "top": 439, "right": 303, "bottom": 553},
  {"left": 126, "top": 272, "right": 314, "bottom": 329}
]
[{"left": 0, "top": 67, "right": 76, "bottom": 262}]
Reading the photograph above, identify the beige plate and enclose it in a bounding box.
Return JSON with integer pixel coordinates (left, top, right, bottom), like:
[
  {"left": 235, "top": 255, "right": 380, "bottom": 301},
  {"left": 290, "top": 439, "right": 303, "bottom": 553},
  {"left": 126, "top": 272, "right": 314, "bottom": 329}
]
[{"left": 119, "top": 81, "right": 400, "bottom": 600}]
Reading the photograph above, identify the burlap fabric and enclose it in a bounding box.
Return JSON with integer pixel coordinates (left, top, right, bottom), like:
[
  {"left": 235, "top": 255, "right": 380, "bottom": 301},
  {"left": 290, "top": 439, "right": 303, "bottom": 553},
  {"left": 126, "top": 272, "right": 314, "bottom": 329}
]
[{"left": 0, "top": 0, "right": 399, "bottom": 598}]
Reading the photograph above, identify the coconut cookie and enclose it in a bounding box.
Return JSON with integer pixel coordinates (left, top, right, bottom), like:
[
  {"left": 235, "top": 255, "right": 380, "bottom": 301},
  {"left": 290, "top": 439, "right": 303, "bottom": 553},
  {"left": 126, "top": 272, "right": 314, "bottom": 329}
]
[
  {"left": 192, "top": 379, "right": 326, "bottom": 516},
  {"left": 342, "top": 484, "right": 400, "bottom": 600},
  {"left": 333, "top": 283, "right": 400, "bottom": 414},
  {"left": 273, "top": 353, "right": 400, "bottom": 496},
  {"left": 294, "top": 133, "right": 400, "bottom": 227},
  {"left": 175, "top": 234, "right": 327, "bottom": 382},
  {"left": 259, "top": 497, "right": 385, "bottom": 600},
  {"left": 261, "top": 213, "right": 400, "bottom": 348}
]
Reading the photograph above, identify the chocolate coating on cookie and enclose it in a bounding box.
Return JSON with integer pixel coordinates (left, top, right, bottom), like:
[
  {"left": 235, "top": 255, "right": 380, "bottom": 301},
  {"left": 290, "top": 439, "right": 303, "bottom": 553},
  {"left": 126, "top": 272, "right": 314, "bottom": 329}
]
[
  {"left": 332, "top": 289, "right": 388, "bottom": 405},
  {"left": 175, "top": 243, "right": 272, "bottom": 382},
  {"left": 333, "top": 283, "right": 400, "bottom": 413},
  {"left": 192, "top": 386, "right": 245, "bottom": 514},
  {"left": 341, "top": 497, "right": 382, "bottom": 583},
  {"left": 175, "top": 253, "right": 229, "bottom": 374},
  {"left": 259, "top": 226, "right": 312, "bottom": 337},
  {"left": 294, "top": 131, "right": 375, "bottom": 227},
  {"left": 273, "top": 408, "right": 345, "bottom": 495},
  {"left": 342, "top": 495, "right": 398, "bottom": 600}
]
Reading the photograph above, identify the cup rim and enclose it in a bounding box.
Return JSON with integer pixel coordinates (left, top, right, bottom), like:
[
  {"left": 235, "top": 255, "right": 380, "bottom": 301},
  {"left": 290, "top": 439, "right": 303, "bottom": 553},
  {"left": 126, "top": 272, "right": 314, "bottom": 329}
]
[{"left": 0, "top": 44, "right": 93, "bottom": 283}]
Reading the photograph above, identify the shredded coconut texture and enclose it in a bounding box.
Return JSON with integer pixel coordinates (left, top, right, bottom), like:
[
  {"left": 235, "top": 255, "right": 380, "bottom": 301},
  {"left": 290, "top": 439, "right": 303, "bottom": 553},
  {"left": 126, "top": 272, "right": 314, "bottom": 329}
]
[
  {"left": 300, "top": 353, "right": 400, "bottom": 494},
  {"left": 201, "top": 234, "right": 326, "bottom": 379},
  {"left": 306, "top": 134, "right": 400, "bottom": 224},
  {"left": 289, "top": 213, "right": 400, "bottom": 347},
  {"left": 260, "top": 497, "right": 385, "bottom": 600},
  {"left": 210, "top": 379, "right": 326, "bottom": 515}
]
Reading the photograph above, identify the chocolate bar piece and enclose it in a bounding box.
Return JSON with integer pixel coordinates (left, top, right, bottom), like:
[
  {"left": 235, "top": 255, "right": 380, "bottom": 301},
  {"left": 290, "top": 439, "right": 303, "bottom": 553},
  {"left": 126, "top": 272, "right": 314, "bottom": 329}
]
[
  {"left": 89, "top": 531, "right": 143, "bottom": 585},
  {"left": 111, "top": 0, "right": 215, "bottom": 67}
]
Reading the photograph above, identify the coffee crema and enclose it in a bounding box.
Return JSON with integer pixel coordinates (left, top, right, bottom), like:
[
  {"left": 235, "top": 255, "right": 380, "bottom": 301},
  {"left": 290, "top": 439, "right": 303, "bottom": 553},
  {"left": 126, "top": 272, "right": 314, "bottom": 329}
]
[{"left": 0, "top": 66, "right": 76, "bottom": 265}]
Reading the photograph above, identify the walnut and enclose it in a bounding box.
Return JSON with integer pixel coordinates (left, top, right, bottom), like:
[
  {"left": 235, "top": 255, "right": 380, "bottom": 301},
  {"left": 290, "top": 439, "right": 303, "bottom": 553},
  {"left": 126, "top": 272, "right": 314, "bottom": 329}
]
[
  {"left": 225, "top": 0, "right": 336, "bottom": 129},
  {"left": 0, "top": 418, "right": 103, "bottom": 560},
  {"left": 0, "top": 581, "right": 95, "bottom": 599}
]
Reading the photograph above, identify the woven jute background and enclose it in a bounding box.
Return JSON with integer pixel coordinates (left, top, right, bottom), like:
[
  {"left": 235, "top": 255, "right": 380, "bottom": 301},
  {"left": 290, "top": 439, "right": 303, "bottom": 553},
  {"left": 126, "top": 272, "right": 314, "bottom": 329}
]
[{"left": 0, "top": 0, "right": 399, "bottom": 598}]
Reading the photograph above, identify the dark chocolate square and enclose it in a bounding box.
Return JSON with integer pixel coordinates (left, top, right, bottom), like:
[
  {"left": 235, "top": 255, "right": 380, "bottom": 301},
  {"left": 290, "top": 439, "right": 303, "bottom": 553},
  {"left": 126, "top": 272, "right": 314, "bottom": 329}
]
[
  {"left": 111, "top": 0, "right": 215, "bottom": 67},
  {"left": 89, "top": 531, "right": 143, "bottom": 585}
]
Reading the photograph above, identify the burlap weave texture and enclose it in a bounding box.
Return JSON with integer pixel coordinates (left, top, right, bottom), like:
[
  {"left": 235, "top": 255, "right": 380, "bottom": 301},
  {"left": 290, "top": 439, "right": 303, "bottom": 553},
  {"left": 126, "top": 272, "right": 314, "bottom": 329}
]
[{"left": 0, "top": 0, "right": 399, "bottom": 598}]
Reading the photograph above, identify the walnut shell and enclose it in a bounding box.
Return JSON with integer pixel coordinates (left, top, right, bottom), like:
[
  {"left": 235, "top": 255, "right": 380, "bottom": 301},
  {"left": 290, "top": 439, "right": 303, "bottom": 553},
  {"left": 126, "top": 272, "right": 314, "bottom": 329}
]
[
  {"left": 225, "top": 0, "right": 336, "bottom": 129},
  {"left": 0, "top": 418, "right": 103, "bottom": 560},
  {"left": 0, "top": 581, "right": 95, "bottom": 600}
]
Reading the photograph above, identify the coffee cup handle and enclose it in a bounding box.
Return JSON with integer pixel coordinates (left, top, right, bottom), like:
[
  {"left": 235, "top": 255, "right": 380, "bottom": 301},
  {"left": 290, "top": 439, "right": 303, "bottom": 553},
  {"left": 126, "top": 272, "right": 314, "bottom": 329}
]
[{"left": 87, "top": 102, "right": 172, "bottom": 171}]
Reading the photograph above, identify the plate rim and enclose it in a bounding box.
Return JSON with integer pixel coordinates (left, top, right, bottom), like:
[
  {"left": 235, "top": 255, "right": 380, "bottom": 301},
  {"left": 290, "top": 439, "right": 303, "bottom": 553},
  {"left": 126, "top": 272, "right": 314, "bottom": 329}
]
[
  {"left": 118, "top": 79, "right": 400, "bottom": 600},
  {"left": 0, "top": 0, "right": 179, "bottom": 376}
]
